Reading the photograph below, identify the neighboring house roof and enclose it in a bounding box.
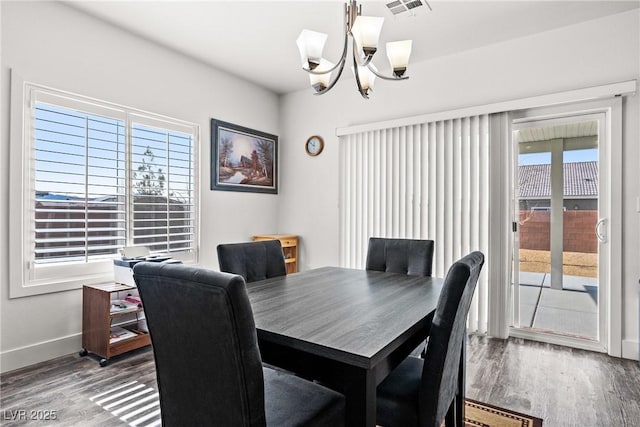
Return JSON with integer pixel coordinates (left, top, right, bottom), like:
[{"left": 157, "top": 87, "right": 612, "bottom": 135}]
[{"left": 519, "top": 161, "right": 598, "bottom": 199}]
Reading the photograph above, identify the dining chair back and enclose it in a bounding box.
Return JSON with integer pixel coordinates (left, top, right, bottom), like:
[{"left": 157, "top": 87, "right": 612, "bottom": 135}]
[
  {"left": 376, "top": 251, "right": 485, "bottom": 427},
  {"left": 217, "top": 240, "right": 286, "bottom": 283},
  {"left": 365, "top": 237, "right": 434, "bottom": 276},
  {"left": 133, "top": 262, "right": 345, "bottom": 427},
  {"left": 420, "top": 251, "right": 484, "bottom": 425}
]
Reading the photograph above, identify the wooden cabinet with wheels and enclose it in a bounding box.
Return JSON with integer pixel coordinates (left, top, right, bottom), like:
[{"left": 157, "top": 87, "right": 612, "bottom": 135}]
[
  {"left": 81, "top": 283, "right": 151, "bottom": 366},
  {"left": 252, "top": 234, "right": 298, "bottom": 274}
]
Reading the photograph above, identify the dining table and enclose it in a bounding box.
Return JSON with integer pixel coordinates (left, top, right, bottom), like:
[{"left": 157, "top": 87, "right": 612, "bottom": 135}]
[{"left": 245, "top": 266, "right": 450, "bottom": 427}]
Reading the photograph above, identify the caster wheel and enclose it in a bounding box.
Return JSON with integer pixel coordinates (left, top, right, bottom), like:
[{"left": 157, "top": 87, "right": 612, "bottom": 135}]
[
  {"left": 79, "top": 349, "right": 88, "bottom": 357},
  {"left": 99, "top": 358, "right": 109, "bottom": 367}
]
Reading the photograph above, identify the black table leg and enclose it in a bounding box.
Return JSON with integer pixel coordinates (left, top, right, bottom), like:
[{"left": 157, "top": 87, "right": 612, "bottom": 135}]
[{"left": 343, "top": 367, "right": 377, "bottom": 427}]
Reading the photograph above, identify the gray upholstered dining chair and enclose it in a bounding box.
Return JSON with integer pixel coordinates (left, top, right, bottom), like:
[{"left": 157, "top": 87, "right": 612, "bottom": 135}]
[
  {"left": 365, "top": 237, "right": 435, "bottom": 277},
  {"left": 366, "top": 237, "right": 435, "bottom": 357},
  {"left": 133, "top": 262, "right": 345, "bottom": 427},
  {"left": 217, "top": 240, "right": 287, "bottom": 283},
  {"left": 375, "top": 251, "right": 484, "bottom": 427}
]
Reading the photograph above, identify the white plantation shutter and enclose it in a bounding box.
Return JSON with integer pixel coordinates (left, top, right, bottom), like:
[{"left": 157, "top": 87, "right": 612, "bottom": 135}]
[
  {"left": 33, "top": 101, "right": 126, "bottom": 264},
  {"left": 13, "top": 84, "right": 198, "bottom": 296},
  {"left": 130, "top": 117, "right": 195, "bottom": 255},
  {"left": 339, "top": 115, "right": 491, "bottom": 333}
]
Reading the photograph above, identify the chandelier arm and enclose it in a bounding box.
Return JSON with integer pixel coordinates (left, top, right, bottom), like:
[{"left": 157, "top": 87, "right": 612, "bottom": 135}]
[
  {"left": 351, "top": 41, "right": 375, "bottom": 68},
  {"left": 352, "top": 44, "right": 369, "bottom": 99},
  {"left": 313, "top": 55, "right": 348, "bottom": 95},
  {"left": 303, "top": 27, "right": 350, "bottom": 76},
  {"left": 366, "top": 63, "right": 410, "bottom": 81}
]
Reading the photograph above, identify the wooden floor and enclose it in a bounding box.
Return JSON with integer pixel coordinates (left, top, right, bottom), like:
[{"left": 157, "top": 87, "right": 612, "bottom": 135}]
[
  {"left": 1, "top": 335, "right": 639, "bottom": 426},
  {"left": 466, "top": 336, "right": 640, "bottom": 427}
]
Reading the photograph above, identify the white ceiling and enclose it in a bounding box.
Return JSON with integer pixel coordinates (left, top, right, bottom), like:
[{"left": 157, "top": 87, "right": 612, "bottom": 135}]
[
  {"left": 518, "top": 121, "right": 598, "bottom": 143},
  {"left": 65, "top": 1, "right": 639, "bottom": 95}
]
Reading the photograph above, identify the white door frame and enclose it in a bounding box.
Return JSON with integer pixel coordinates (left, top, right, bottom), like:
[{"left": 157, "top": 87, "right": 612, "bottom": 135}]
[{"left": 508, "top": 97, "right": 622, "bottom": 357}]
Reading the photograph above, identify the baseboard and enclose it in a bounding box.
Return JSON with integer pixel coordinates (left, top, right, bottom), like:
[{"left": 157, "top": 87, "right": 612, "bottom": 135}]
[
  {"left": 0, "top": 334, "right": 81, "bottom": 374},
  {"left": 622, "top": 339, "right": 639, "bottom": 361},
  {"left": 509, "top": 327, "right": 606, "bottom": 353}
]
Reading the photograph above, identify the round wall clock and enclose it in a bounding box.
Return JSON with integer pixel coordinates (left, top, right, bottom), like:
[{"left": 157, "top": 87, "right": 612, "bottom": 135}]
[{"left": 305, "top": 135, "right": 324, "bottom": 156}]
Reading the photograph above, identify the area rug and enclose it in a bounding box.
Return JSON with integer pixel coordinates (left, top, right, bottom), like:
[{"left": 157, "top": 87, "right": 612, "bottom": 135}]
[{"left": 465, "top": 399, "right": 543, "bottom": 427}]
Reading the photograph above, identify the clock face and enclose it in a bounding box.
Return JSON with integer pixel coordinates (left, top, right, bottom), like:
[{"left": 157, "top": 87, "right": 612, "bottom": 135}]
[
  {"left": 307, "top": 138, "right": 320, "bottom": 153},
  {"left": 305, "top": 136, "right": 324, "bottom": 156}
]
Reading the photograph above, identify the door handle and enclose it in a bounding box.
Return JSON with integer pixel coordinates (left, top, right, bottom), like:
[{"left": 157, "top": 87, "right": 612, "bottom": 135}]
[{"left": 595, "top": 218, "right": 607, "bottom": 243}]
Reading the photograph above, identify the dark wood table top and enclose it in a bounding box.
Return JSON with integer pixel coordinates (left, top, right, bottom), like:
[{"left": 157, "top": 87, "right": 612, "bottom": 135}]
[{"left": 246, "top": 266, "right": 444, "bottom": 369}]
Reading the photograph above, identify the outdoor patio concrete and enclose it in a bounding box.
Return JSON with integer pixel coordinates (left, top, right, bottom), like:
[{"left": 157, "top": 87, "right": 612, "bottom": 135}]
[{"left": 518, "top": 272, "right": 598, "bottom": 340}]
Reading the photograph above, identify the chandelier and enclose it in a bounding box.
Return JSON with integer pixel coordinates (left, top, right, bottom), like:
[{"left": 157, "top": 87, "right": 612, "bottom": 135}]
[{"left": 296, "top": 0, "right": 414, "bottom": 99}]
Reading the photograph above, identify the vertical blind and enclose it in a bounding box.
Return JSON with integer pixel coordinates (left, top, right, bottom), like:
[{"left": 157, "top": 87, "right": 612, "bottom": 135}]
[{"left": 339, "top": 115, "right": 490, "bottom": 333}]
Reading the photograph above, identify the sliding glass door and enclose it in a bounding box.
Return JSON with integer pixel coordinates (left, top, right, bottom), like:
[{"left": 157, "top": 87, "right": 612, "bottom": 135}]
[{"left": 511, "top": 112, "right": 608, "bottom": 352}]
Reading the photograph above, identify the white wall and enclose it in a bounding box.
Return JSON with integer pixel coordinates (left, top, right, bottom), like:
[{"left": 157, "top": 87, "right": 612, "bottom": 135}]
[
  {"left": 0, "top": 1, "right": 281, "bottom": 372},
  {"left": 279, "top": 9, "right": 640, "bottom": 359}
]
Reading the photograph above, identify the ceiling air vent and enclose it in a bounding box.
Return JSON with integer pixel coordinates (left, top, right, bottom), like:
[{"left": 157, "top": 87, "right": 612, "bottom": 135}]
[{"left": 385, "top": 0, "right": 432, "bottom": 16}]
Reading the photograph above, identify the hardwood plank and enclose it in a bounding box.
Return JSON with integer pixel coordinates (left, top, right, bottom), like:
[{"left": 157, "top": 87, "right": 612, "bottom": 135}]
[
  {"left": 0, "top": 348, "right": 156, "bottom": 426},
  {"left": 2, "top": 335, "right": 639, "bottom": 426},
  {"left": 466, "top": 336, "right": 640, "bottom": 427}
]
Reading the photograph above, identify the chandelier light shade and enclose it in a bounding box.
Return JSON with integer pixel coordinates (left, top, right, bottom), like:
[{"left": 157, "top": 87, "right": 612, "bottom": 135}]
[
  {"left": 310, "top": 59, "right": 335, "bottom": 92},
  {"left": 386, "top": 40, "right": 412, "bottom": 77},
  {"left": 296, "top": 29, "right": 328, "bottom": 70},
  {"left": 296, "top": 0, "right": 413, "bottom": 99},
  {"left": 351, "top": 64, "right": 376, "bottom": 96},
  {"left": 351, "top": 16, "right": 384, "bottom": 58}
]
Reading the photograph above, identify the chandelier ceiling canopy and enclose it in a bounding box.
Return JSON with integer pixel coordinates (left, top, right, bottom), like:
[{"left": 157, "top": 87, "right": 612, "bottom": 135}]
[{"left": 296, "top": 0, "right": 426, "bottom": 99}]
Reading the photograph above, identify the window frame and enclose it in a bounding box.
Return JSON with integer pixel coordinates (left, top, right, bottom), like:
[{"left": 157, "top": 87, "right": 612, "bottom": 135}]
[{"left": 9, "top": 74, "right": 199, "bottom": 298}]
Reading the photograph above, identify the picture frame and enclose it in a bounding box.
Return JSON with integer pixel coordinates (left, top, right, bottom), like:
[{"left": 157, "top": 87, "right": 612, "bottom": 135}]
[{"left": 210, "top": 119, "right": 278, "bottom": 194}]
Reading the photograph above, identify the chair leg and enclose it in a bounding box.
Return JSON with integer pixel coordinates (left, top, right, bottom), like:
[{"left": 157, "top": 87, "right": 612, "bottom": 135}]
[
  {"left": 455, "top": 335, "right": 466, "bottom": 427},
  {"left": 445, "top": 397, "right": 456, "bottom": 427}
]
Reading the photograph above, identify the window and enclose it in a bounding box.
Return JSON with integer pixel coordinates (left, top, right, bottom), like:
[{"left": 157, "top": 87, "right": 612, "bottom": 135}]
[
  {"left": 33, "top": 102, "right": 127, "bottom": 265},
  {"left": 9, "top": 81, "right": 199, "bottom": 297},
  {"left": 130, "top": 120, "right": 196, "bottom": 254}
]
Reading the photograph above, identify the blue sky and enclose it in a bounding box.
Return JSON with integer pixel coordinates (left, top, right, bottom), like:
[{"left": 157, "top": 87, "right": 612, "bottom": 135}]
[{"left": 519, "top": 148, "right": 598, "bottom": 166}]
